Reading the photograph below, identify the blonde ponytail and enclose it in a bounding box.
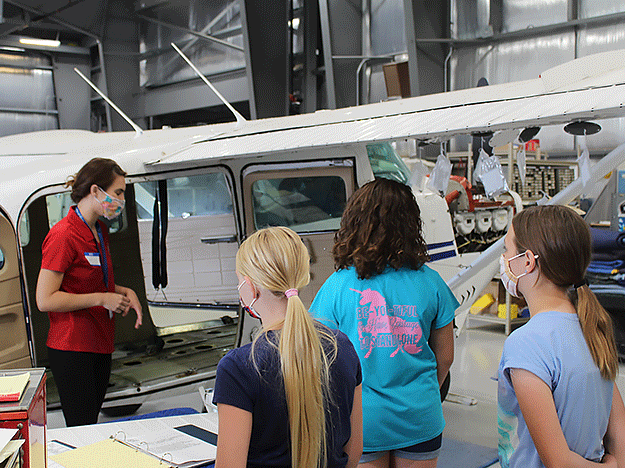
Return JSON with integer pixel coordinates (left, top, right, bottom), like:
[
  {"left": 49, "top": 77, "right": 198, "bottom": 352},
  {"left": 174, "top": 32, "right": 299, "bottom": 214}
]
[
  {"left": 575, "top": 284, "right": 618, "bottom": 381},
  {"left": 237, "top": 227, "right": 337, "bottom": 468},
  {"left": 280, "top": 294, "right": 332, "bottom": 468}
]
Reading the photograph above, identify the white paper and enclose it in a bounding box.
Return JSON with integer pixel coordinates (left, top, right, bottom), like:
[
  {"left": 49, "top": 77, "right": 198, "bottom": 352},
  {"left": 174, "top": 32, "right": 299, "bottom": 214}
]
[
  {"left": 0, "top": 439, "right": 23, "bottom": 463},
  {"left": 125, "top": 429, "right": 214, "bottom": 466},
  {"left": 0, "top": 428, "right": 17, "bottom": 454}
]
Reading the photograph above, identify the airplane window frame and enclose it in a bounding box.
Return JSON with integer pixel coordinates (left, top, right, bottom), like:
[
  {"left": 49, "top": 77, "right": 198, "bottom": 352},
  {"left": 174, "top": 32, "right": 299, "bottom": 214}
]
[{"left": 250, "top": 174, "right": 348, "bottom": 233}]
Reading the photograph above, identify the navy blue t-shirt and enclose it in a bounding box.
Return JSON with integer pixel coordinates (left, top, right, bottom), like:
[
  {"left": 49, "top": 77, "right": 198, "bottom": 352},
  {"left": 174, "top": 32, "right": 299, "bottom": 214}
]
[{"left": 213, "top": 326, "right": 362, "bottom": 468}]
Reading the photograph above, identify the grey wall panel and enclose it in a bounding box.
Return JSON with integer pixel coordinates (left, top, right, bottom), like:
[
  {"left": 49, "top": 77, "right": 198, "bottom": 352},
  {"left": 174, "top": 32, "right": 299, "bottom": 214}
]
[
  {"left": 578, "top": 23, "right": 625, "bottom": 55},
  {"left": 450, "top": 34, "right": 575, "bottom": 155},
  {"left": 371, "top": 0, "right": 405, "bottom": 56},
  {"left": 580, "top": 0, "right": 625, "bottom": 18},
  {"left": 451, "top": 34, "right": 574, "bottom": 89},
  {"left": 0, "top": 51, "right": 59, "bottom": 137},
  {"left": 0, "top": 52, "right": 51, "bottom": 68},
  {"left": 0, "top": 113, "right": 58, "bottom": 138},
  {"left": 451, "top": 0, "right": 491, "bottom": 39},
  {"left": 0, "top": 68, "right": 55, "bottom": 111},
  {"left": 138, "top": 71, "right": 248, "bottom": 117},
  {"left": 502, "top": 0, "right": 567, "bottom": 33},
  {"left": 52, "top": 55, "right": 90, "bottom": 130},
  {"left": 576, "top": 24, "right": 625, "bottom": 152}
]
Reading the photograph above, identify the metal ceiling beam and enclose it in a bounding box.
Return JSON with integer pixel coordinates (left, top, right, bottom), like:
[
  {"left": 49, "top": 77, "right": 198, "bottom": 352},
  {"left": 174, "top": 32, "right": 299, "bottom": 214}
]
[
  {"left": 240, "top": 0, "right": 289, "bottom": 119},
  {"left": 136, "top": 14, "right": 243, "bottom": 52},
  {"left": 1, "top": 0, "right": 88, "bottom": 37},
  {"left": 162, "top": 1, "right": 239, "bottom": 72},
  {"left": 455, "top": 10, "right": 625, "bottom": 47}
]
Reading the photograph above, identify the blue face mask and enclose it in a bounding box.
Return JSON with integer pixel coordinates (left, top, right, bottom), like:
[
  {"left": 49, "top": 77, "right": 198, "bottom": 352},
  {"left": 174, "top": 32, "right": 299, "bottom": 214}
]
[
  {"left": 237, "top": 281, "right": 261, "bottom": 320},
  {"left": 97, "top": 186, "right": 125, "bottom": 220}
]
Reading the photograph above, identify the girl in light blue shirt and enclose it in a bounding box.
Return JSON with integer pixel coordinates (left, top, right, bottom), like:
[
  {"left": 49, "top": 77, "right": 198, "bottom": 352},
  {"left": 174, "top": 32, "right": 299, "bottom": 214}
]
[{"left": 498, "top": 205, "right": 625, "bottom": 467}]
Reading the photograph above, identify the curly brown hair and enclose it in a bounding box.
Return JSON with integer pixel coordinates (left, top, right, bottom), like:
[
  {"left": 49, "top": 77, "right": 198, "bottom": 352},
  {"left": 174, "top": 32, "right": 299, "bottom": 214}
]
[{"left": 333, "top": 178, "right": 429, "bottom": 279}]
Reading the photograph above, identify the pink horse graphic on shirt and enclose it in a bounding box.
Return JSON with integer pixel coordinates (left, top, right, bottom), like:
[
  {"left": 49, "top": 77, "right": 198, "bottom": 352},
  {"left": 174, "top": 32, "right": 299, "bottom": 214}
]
[{"left": 352, "top": 288, "right": 423, "bottom": 358}]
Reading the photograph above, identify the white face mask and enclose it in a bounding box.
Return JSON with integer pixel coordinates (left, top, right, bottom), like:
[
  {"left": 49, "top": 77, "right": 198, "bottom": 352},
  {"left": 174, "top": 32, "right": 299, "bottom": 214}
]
[{"left": 499, "top": 251, "right": 534, "bottom": 298}]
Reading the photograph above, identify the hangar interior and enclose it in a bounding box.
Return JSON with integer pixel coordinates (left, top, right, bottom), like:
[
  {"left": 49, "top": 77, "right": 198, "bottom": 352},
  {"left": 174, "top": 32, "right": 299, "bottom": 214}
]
[
  {"left": 2, "top": 0, "right": 625, "bottom": 147},
  {"left": 1, "top": 1, "right": 625, "bottom": 461},
  {"left": 3, "top": 0, "right": 625, "bottom": 310}
]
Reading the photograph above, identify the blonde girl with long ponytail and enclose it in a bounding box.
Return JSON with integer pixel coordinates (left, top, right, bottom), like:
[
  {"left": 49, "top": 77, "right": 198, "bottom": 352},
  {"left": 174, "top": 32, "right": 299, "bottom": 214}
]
[
  {"left": 213, "top": 226, "right": 363, "bottom": 468},
  {"left": 497, "top": 205, "right": 625, "bottom": 468}
]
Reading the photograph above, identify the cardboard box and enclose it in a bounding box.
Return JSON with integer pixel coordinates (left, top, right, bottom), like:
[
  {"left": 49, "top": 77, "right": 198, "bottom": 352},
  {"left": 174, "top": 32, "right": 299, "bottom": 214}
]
[{"left": 383, "top": 61, "right": 411, "bottom": 98}]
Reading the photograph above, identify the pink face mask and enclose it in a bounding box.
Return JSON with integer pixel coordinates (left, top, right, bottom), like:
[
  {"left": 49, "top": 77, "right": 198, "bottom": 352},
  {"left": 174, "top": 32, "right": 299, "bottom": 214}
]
[{"left": 499, "top": 251, "right": 538, "bottom": 298}]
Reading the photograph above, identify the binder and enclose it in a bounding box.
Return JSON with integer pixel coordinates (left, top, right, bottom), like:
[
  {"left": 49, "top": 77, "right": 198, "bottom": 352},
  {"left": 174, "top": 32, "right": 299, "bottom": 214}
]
[{"left": 50, "top": 430, "right": 213, "bottom": 468}]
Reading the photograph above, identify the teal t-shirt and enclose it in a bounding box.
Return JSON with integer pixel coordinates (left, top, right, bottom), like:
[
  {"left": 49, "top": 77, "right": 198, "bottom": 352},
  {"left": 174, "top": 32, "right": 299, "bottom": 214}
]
[{"left": 311, "top": 265, "right": 458, "bottom": 451}]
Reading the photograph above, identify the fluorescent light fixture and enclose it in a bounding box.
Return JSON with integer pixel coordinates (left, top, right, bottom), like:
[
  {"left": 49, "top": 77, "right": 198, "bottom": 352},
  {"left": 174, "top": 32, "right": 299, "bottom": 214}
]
[
  {"left": 0, "top": 46, "right": 26, "bottom": 53},
  {"left": 19, "top": 37, "right": 61, "bottom": 48}
]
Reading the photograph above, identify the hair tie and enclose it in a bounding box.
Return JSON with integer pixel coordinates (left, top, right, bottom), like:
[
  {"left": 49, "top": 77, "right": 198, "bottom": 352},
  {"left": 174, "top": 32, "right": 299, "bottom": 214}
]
[
  {"left": 573, "top": 279, "right": 588, "bottom": 289},
  {"left": 285, "top": 289, "right": 298, "bottom": 298}
]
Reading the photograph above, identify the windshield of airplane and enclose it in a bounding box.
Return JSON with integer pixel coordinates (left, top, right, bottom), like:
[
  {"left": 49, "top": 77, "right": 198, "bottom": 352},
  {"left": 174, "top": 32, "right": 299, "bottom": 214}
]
[{"left": 366, "top": 142, "right": 411, "bottom": 184}]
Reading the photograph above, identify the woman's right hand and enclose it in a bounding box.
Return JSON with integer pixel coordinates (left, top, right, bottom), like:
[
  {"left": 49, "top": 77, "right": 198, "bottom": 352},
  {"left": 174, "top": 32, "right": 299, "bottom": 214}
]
[{"left": 101, "top": 292, "right": 131, "bottom": 314}]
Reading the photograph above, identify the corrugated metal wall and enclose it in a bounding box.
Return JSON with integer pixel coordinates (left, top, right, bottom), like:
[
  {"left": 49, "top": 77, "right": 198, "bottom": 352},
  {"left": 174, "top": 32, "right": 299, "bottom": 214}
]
[
  {"left": 450, "top": 0, "right": 625, "bottom": 156},
  {"left": 0, "top": 51, "right": 59, "bottom": 138}
]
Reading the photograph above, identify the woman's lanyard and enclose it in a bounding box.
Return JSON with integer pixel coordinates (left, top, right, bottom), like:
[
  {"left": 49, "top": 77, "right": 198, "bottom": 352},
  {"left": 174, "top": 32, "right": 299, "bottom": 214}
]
[{"left": 75, "top": 207, "right": 109, "bottom": 288}]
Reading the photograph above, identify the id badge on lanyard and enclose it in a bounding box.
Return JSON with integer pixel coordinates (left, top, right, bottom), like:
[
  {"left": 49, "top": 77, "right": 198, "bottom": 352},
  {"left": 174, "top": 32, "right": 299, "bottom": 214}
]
[{"left": 75, "top": 207, "right": 112, "bottom": 317}]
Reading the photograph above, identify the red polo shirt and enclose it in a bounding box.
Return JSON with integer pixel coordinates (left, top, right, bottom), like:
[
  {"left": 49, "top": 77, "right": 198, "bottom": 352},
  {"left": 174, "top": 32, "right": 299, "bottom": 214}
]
[{"left": 41, "top": 206, "right": 116, "bottom": 354}]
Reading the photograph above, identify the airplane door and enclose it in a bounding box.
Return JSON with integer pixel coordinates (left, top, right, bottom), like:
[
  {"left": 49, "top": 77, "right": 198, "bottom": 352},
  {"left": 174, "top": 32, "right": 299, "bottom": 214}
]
[
  {"left": 0, "top": 211, "right": 31, "bottom": 369},
  {"left": 242, "top": 160, "right": 355, "bottom": 307}
]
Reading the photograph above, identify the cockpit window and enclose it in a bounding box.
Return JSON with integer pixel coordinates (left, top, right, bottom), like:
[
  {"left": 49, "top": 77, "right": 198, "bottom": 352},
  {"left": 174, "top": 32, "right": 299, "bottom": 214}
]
[{"left": 366, "top": 142, "right": 411, "bottom": 184}]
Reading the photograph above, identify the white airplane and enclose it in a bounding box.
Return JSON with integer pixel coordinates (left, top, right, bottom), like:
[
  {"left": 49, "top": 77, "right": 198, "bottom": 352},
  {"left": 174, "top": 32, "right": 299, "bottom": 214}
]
[{"left": 1, "top": 49, "right": 625, "bottom": 414}]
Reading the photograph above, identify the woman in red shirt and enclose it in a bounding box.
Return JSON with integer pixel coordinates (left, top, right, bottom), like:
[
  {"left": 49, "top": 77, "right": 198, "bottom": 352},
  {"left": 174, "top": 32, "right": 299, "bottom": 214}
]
[{"left": 36, "top": 157, "right": 143, "bottom": 426}]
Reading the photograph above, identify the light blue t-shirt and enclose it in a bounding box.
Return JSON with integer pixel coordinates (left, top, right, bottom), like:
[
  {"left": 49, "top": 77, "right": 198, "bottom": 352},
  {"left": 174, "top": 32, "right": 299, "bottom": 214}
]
[
  {"left": 498, "top": 311, "right": 613, "bottom": 468},
  {"left": 311, "top": 266, "right": 458, "bottom": 451}
]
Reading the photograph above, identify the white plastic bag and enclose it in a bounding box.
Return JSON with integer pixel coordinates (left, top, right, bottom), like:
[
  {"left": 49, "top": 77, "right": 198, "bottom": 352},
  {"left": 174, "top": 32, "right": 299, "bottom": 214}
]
[
  {"left": 472, "top": 148, "right": 490, "bottom": 186},
  {"left": 577, "top": 134, "right": 591, "bottom": 195},
  {"left": 409, "top": 160, "right": 430, "bottom": 192},
  {"left": 475, "top": 151, "right": 509, "bottom": 198},
  {"left": 427, "top": 152, "right": 452, "bottom": 195},
  {"left": 516, "top": 144, "right": 526, "bottom": 187}
]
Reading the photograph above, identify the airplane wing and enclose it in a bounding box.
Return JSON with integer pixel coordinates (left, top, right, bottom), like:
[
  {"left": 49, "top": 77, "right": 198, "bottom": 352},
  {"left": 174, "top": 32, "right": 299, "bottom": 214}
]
[{"left": 148, "top": 50, "right": 625, "bottom": 167}]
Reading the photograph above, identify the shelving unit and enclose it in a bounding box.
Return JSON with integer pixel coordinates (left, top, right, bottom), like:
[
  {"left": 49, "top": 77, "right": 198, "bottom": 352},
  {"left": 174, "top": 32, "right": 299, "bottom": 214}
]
[{"left": 466, "top": 289, "right": 529, "bottom": 335}]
